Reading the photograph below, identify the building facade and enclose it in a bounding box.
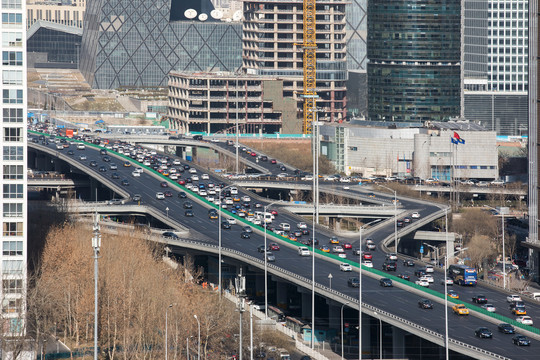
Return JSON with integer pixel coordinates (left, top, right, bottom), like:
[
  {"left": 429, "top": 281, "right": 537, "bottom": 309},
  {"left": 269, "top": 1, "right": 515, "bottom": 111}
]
[
  {"left": 26, "top": 0, "right": 86, "bottom": 29},
  {"left": 242, "top": 0, "right": 348, "bottom": 123},
  {"left": 27, "top": 20, "right": 82, "bottom": 66},
  {"left": 168, "top": 71, "right": 298, "bottom": 134},
  {"left": 1, "top": 0, "right": 28, "bottom": 336},
  {"left": 463, "top": 0, "right": 528, "bottom": 136},
  {"left": 367, "top": 0, "right": 462, "bottom": 123},
  {"left": 79, "top": 0, "right": 243, "bottom": 89}
]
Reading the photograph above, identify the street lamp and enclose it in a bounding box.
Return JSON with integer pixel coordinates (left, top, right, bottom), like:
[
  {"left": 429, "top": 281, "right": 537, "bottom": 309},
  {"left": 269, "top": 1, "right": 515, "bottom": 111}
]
[
  {"left": 193, "top": 315, "right": 201, "bottom": 360},
  {"left": 373, "top": 311, "right": 382, "bottom": 360},
  {"left": 444, "top": 209, "right": 449, "bottom": 360},
  {"left": 377, "top": 184, "right": 398, "bottom": 249},
  {"left": 483, "top": 205, "right": 509, "bottom": 288},
  {"left": 263, "top": 200, "right": 282, "bottom": 318},
  {"left": 341, "top": 302, "right": 350, "bottom": 360},
  {"left": 91, "top": 212, "right": 101, "bottom": 360},
  {"left": 165, "top": 303, "right": 175, "bottom": 360},
  {"left": 218, "top": 184, "right": 236, "bottom": 296}
]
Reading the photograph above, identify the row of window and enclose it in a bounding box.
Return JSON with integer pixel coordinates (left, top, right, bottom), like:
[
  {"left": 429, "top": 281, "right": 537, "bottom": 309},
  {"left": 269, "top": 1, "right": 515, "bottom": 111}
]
[
  {"left": 2, "top": 259, "right": 22, "bottom": 274},
  {"left": 3, "top": 165, "right": 22, "bottom": 179},
  {"left": 3, "top": 89, "right": 22, "bottom": 104},
  {"left": 3, "top": 203, "right": 22, "bottom": 217},
  {"left": 4, "top": 127, "right": 22, "bottom": 142},
  {"left": 3, "top": 146, "right": 23, "bottom": 160},
  {"left": 2, "top": 32, "right": 21, "bottom": 47},
  {"left": 3, "top": 108, "right": 23, "bottom": 123},
  {"left": 3, "top": 240, "right": 22, "bottom": 255},
  {"left": 1, "top": 0, "right": 21, "bottom": 10},
  {"left": 2, "top": 51, "right": 22, "bottom": 66},
  {"left": 3, "top": 70, "right": 22, "bottom": 85},
  {"left": 2, "top": 12, "right": 22, "bottom": 26}
]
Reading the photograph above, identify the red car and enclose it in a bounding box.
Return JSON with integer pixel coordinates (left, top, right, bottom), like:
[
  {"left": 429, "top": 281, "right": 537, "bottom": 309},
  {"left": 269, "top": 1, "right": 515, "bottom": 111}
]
[
  {"left": 270, "top": 209, "right": 278, "bottom": 216},
  {"left": 362, "top": 252, "right": 372, "bottom": 260},
  {"left": 160, "top": 181, "right": 168, "bottom": 188},
  {"left": 251, "top": 152, "right": 257, "bottom": 156},
  {"left": 177, "top": 179, "right": 186, "bottom": 185},
  {"left": 270, "top": 159, "right": 277, "bottom": 164},
  {"left": 343, "top": 243, "right": 352, "bottom": 249},
  {"left": 269, "top": 243, "right": 280, "bottom": 251}
]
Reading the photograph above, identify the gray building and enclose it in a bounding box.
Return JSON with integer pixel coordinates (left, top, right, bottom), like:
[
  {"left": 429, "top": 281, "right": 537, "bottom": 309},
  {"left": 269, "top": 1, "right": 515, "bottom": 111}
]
[{"left": 79, "top": 0, "right": 242, "bottom": 89}]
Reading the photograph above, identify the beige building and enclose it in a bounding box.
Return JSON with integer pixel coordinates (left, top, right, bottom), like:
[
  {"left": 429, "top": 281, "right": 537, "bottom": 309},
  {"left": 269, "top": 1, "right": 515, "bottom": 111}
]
[
  {"left": 168, "top": 71, "right": 298, "bottom": 134},
  {"left": 26, "top": 0, "right": 86, "bottom": 28}
]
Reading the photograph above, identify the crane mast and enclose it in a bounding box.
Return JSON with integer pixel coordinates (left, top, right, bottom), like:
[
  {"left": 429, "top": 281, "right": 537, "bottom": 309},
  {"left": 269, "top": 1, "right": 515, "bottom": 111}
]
[{"left": 302, "top": 0, "right": 317, "bottom": 134}]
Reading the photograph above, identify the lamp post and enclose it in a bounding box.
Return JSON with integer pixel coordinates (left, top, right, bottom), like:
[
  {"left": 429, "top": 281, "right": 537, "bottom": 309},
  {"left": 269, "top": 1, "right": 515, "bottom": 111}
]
[
  {"left": 165, "top": 304, "right": 175, "bottom": 360},
  {"left": 235, "top": 76, "right": 240, "bottom": 175},
  {"left": 377, "top": 185, "right": 398, "bottom": 249},
  {"left": 444, "top": 208, "right": 449, "bottom": 360},
  {"left": 235, "top": 269, "right": 247, "bottom": 360},
  {"left": 193, "top": 315, "right": 201, "bottom": 360},
  {"left": 483, "top": 205, "right": 509, "bottom": 288},
  {"left": 263, "top": 200, "right": 282, "bottom": 318},
  {"left": 341, "top": 302, "right": 350, "bottom": 360},
  {"left": 218, "top": 185, "right": 235, "bottom": 296},
  {"left": 186, "top": 337, "right": 190, "bottom": 360},
  {"left": 92, "top": 212, "right": 101, "bottom": 360},
  {"left": 373, "top": 312, "right": 382, "bottom": 360}
]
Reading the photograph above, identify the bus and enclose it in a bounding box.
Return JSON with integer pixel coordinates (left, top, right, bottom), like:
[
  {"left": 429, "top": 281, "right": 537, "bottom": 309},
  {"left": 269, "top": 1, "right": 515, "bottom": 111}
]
[{"left": 448, "top": 265, "right": 477, "bottom": 286}]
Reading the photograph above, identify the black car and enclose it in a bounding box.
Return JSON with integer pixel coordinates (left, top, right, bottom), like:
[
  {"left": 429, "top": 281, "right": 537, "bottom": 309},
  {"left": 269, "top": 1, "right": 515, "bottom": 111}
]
[
  {"left": 347, "top": 277, "right": 360, "bottom": 288},
  {"left": 193, "top": 135, "right": 203, "bottom": 140},
  {"left": 418, "top": 299, "right": 433, "bottom": 309},
  {"left": 396, "top": 220, "right": 404, "bottom": 227},
  {"left": 472, "top": 295, "right": 488, "bottom": 304},
  {"left": 475, "top": 327, "right": 493, "bottom": 339},
  {"left": 498, "top": 323, "right": 515, "bottom": 334},
  {"left": 414, "top": 269, "right": 427, "bottom": 277},
  {"left": 132, "top": 194, "right": 142, "bottom": 202},
  {"left": 111, "top": 172, "right": 120, "bottom": 179},
  {"left": 185, "top": 209, "right": 194, "bottom": 217},
  {"left": 403, "top": 260, "right": 415, "bottom": 267},
  {"left": 221, "top": 221, "right": 231, "bottom": 229},
  {"left": 160, "top": 181, "right": 169, "bottom": 188},
  {"left": 99, "top": 149, "right": 107, "bottom": 155},
  {"left": 398, "top": 274, "right": 411, "bottom": 281},
  {"left": 257, "top": 245, "right": 266, "bottom": 253},
  {"left": 162, "top": 231, "right": 179, "bottom": 239},
  {"left": 241, "top": 232, "right": 251, "bottom": 239},
  {"left": 242, "top": 226, "right": 253, "bottom": 233},
  {"left": 353, "top": 248, "right": 361, "bottom": 256},
  {"left": 178, "top": 191, "right": 187, "bottom": 199},
  {"left": 102, "top": 156, "right": 111, "bottom": 162},
  {"left": 379, "top": 278, "right": 393, "bottom": 287},
  {"left": 293, "top": 229, "right": 303, "bottom": 237},
  {"left": 512, "top": 335, "right": 531, "bottom": 346},
  {"left": 109, "top": 163, "right": 118, "bottom": 170},
  {"left": 67, "top": 150, "right": 74, "bottom": 155},
  {"left": 90, "top": 160, "right": 98, "bottom": 167},
  {"left": 183, "top": 202, "right": 193, "bottom": 209},
  {"left": 121, "top": 179, "right": 129, "bottom": 186},
  {"left": 382, "top": 262, "right": 397, "bottom": 271},
  {"left": 99, "top": 166, "right": 107, "bottom": 172}
]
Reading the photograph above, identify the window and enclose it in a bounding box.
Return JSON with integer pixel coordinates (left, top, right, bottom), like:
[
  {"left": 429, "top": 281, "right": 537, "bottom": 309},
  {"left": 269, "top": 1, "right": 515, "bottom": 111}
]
[
  {"left": 3, "top": 146, "right": 22, "bottom": 160},
  {"left": 2, "top": 70, "right": 22, "bottom": 85},
  {"left": 3, "top": 203, "right": 22, "bottom": 217},
  {"left": 3, "top": 222, "right": 22, "bottom": 237},
  {"left": 2, "top": 298, "right": 22, "bottom": 313},
  {"left": 1, "top": 13, "right": 21, "bottom": 26},
  {"left": 2, "top": 32, "right": 21, "bottom": 47},
  {"left": 3, "top": 165, "right": 22, "bottom": 179},
  {"left": 1, "top": 0, "right": 21, "bottom": 9},
  {"left": 2, "top": 260, "right": 22, "bottom": 274},
  {"left": 3, "top": 127, "right": 21, "bottom": 142},
  {"left": 3, "top": 184, "right": 23, "bottom": 198},
  {"left": 2, "top": 279, "right": 22, "bottom": 294},
  {"left": 2, "top": 90, "right": 22, "bottom": 104},
  {"left": 2, "top": 51, "right": 22, "bottom": 66},
  {"left": 2, "top": 241, "right": 22, "bottom": 255},
  {"left": 3, "top": 108, "right": 22, "bottom": 122}
]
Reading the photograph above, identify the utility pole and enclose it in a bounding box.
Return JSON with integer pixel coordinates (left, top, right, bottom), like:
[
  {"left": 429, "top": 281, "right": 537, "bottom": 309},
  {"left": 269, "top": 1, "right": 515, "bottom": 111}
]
[
  {"left": 92, "top": 212, "right": 101, "bottom": 360},
  {"left": 235, "top": 269, "right": 246, "bottom": 360}
]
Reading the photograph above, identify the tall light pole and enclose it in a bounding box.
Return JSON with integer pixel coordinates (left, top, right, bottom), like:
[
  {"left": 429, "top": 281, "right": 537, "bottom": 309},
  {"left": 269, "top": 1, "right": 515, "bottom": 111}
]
[
  {"left": 444, "top": 208, "right": 449, "bottom": 360},
  {"left": 186, "top": 337, "right": 190, "bottom": 360},
  {"left": 373, "top": 312, "right": 382, "bottom": 360},
  {"left": 235, "top": 76, "right": 239, "bottom": 175},
  {"left": 235, "top": 269, "right": 246, "bottom": 360},
  {"left": 263, "top": 200, "right": 282, "bottom": 318},
  {"left": 483, "top": 205, "right": 509, "bottom": 288},
  {"left": 218, "top": 185, "right": 235, "bottom": 296},
  {"left": 341, "top": 302, "right": 350, "bottom": 360},
  {"left": 193, "top": 315, "right": 201, "bottom": 360},
  {"left": 377, "top": 185, "right": 398, "bottom": 249},
  {"left": 165, "top": 304, "right": 174, "bottom": 360},
  {"left": 311, "top": 110, "right": 321, "bottom": 350},
  {"left": 92, "top": 212, "right": 101, "bottom": 360}
]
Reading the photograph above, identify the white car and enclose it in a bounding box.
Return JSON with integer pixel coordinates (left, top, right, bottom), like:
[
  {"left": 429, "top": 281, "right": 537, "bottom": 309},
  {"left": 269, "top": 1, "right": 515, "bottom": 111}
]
[
  {"left": 156, "top": 192, "right": 165, "bottom": 200},
  {"left": 132, "top": 170, "right": 141, "bottom": 177},
  {"left": 481, "top": 304, "right": 496, "bottom": 312},
  {"left": 516, "top": 316, "right": 533, "bottom": 325},
  {"left": 201, "top": 173, "right": 210, "bottom": 180},
  {"left": 297, "top": 222, "right": 308, "bottom": 229},
  {"left": 366, "top": 240, "right": 376, "bottom": 250},
  {"left": 242, "top": 195, "right": 251, "bottom": 202},
  {"left": 362, "top": 260, "right": 373, "bottom": 268},
  {"left": 340, "top": 263, "right": 352, "bottom": 272},
  {"left": 189, "top": 168, "right": 197, "bottom": 174},
  {"left": 191, "top": 175, "right": 199, "bottom": 181},
  {"left": 77, "top": 144, "right": 86, "bottom": 150},
  {"left": 199, "top": 190, "right": 208, "bottom": 196},
  {"left": 279, "top": 223, "right": 291, "bottom": 231},
  {"left": 507, "top": 294, "right": 523, "bottom": 303},
  {"left": 230, "top": 187, "right": 238, "bottom": 195},
  {"left": 415, "top": 279, "right": 429, "bottom": 287},
  {"left": 441, "top": 278, "right": 454, "bottom": 286},
  {"left": 207, "top": 195, "right": 215, "bottom": 202},
  {"left": 169, "top": 174, "right": 178, "bottom": 180},
  {"left": 386, "top": 253, "right": 398, "bottom": 261},
  {"left": 135, "top": 167, "right": 143, "bottom": 173},
  {"left": 425, "top": 265, "right": 434, "bottom": 273},
  {"left": 338, "top": 253, "right": 347, "bottom": 258},
  {"left": 339, "top": 177, "right": 351, "bottom": 183},
  {"left": 298, "top": 247, "right": 311, "bottom": 256},
  {"left": 420, "top": 275, "right": 434, "bottom": 283},
  {"left": 227, "top": 218, "right": 237, "bottom": 225},
  {"left": 333, "top": 246, "right": 344, "bottom": 253},
  {"left": 411, "top": 212, "right": 421, "bottom": 219}
]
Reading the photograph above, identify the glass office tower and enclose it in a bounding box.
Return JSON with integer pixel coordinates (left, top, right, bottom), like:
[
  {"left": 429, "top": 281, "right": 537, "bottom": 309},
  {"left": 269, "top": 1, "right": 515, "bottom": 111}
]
[{"left": 367, "top": 0, "right": 461, "bottom": 122}]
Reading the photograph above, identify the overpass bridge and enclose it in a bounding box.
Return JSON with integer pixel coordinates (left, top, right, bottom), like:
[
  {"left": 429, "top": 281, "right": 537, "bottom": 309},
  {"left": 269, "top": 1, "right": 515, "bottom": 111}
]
[{"left": 27, "top": 133, "right": 540, "bottom": 359}]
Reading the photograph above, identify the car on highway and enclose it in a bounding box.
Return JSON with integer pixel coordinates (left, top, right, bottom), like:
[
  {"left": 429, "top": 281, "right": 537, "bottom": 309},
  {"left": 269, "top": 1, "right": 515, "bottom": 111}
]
[
  {"left": 366, "top": 239, "right": 376, "bottom": 250},
  {"left": 382, "top": 261, "right": 397, "bottom": 271},
  {"left": 132, "top": 170, "right": 141, "bottom": 177},
  {"left": 379, "top": 278, "right": 393, "bottom": 287},
  {"left": 90, "top": 160, "right": 98, "bottom": 167},
  {"left": 221, "top": 221, "right": 231, "bottom": 229},
  {"left": 386, "top": 253, "right": 398, "bottom": 261},
  {"left": 411, "top": 212, "right": 421, "bottom": 219},
  {"left": 123, "top": 161, "right": 131, "bottom": 167},
  {"left": 474, "top": 327, "right": 493, "bottom": 339},
  {"left": 516, "top": 316, "right": 533, "bottom": 325},
  {"left": 414, "top": 269, "right": 427, "bottom": 277},
  {"left": 420, "top": 275, "right": 433, "bottom": 283},
  {"left": 511, "top": 305, "right": 527, "bottom": 316},
  {"left": 110, "top": 163, "right": 118, "bottom": 170},
  {"left": 121, "top": 179, "right": 130, "bottom": 186},
  {"left": 208, "top": 211, "right": 218, "bottom": 220},
  {"left": 425, "top": 265, "right": 434, "bottom": 273},
  {"left": 329, "top": 236, "right": 340, "bottom": 244},
  {"left": 418, "top": 299, "right": 433, "bottom": 309},
  {"left": 240, "top": 232, "right": 251, "bottom": 239},
  {"left": 184, "top": 209, "right": 194, "bottom": 217},
  {"left": 155, "top": 192, "right": 165, "bottom": 200},
  {"left": 183, "top": 202, "right": 193, "bottom": 209},
  {"left": 320, "top": 245, "right": 330, "bottom": 253},
  {"left": 512, "top": 335, "right": 531, "bottom": 346},
  {"left": 279, "top": 223, "right": 291, "bottom": 231},
  {"left": 111, "top": 172, "right": 120, "bottom": 179},
  {"left": 362, "top": 252, "right": 372, "bottom": 260},
  {"left": 362, "top": 260, "right": 373, "bottom": 268},
  {"left": 403, "top": 259, "right": 415, "bottom": 267},
  {"left": 472, "top": 295, "right": 488, "bottom": 304},
  {"left": 178, "top": 191, "right": 187, "bottom": 199},
  {"left": 342, "top": 242, "right": 352, "bottom": 250},
  {"left": 415, "top": 279, "right": 429, "bottom": 287},
  {"left": 481, "top": 304, "right": 496, "bottom": 312},
  {"left": 242, "top": 226, "right": 253, "bottom": 233},
  {"left": 340, "top": 263, "right": 352, "bottom": 272},
  {"left": 269, "top": 243, "right": 280, "bottom": 251},
  {"left": 297, "top": 222, "right": 307, "bottom": 229},
  {"left": 164, "top": 191, "right": 173, "bottom": 197},
  {"left": 441, "top": 278, "right": 454, "bottom": 285},
  {"left": 132, "top": 194, "right": 142, "bottom": 202},
  {"left": 447, "top": 290, "right": 459, "bottom": 299},
  {"left": 348, "top": 277, "right": 359, "bottom": 288},
  {"left": 162, "top": 231, "right": 179, "bottom": 239},
  {"left": 398, "top": 274, "right": 410, "bottom": 281},
  {"left": 227, "top": 218, "right": 237, "bottom": 225},
  {"left": 257, "top": 245, "right": 266, "bottom": 253},
  {"left": 160, "top": 181, "right": 168, "bottom": 188},
  {"left": 298, "top": 247, "right": 310, "bottom": 256},
  {"left": 507, "top": 294, "right": 522, "bottom": 303},
  {"left": 98, "top": 166, "right": 107, "bottom": 172},
  {"left": 452, "top": 304, "right": 469, "bottom": 315},
  {"left": 332, "top": 246, "right": 344, "bottom": 253},
  {"left": 498, "top": 323, "right": 515, "bottom": 334},
  {"left": 79, "top": 155, "right": 87, "bottom": 160}
]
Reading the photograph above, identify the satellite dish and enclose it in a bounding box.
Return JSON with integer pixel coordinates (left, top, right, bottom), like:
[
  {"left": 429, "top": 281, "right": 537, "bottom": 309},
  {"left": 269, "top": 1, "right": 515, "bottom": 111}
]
[
  {"left": 210, "top": 9, "right": 223, "bottom": 20},
  {"left": 232, "top": 10, "right": 242, "bottom": 22},
  {"left": 184, "top": 9, "right": 197, "bottom": 19},
  {"left": 198, "top": 13, "right": 208, "bottom": 22}
]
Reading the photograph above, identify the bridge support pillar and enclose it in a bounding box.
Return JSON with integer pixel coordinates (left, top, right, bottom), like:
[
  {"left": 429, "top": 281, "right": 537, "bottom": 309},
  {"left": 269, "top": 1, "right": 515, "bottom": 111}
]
[
  {"left": 391, "top": 327, "right": 405, "bottom": 359},
  {"left": 276, "top": 281, "right": 288, "bottom": 310},
  {"left": 301, "top": 291, "right": 311, "bottom": 319},
  {"left": 254, "top": 270, "right": 265, "bottom": 298}
]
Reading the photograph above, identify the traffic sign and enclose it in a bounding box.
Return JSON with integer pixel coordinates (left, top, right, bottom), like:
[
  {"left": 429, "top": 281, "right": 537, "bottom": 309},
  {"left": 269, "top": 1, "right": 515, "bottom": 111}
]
[{"left": 419, "top": 246, "right": 424, "bottom": 254}]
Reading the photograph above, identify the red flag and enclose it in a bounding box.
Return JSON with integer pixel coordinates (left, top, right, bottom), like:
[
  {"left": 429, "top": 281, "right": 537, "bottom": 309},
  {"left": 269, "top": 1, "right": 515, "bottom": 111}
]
[{"left": 453, "top": 131, "right": 461, "bottom": 140}]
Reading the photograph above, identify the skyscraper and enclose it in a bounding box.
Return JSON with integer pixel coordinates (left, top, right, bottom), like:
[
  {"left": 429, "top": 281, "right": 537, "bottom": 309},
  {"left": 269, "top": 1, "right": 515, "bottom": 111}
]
[
  {"left": 367, "top": 0, "right": 462, "bottom": 123},
  {"left": 1, "top": 0, "right": 27, "bottom": 335}
]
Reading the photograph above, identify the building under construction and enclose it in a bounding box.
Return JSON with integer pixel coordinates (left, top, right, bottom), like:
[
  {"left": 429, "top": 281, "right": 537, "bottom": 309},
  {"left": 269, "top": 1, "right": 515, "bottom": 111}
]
[{"left": 242, "top": 0, "right": 348, "bottom": 130}]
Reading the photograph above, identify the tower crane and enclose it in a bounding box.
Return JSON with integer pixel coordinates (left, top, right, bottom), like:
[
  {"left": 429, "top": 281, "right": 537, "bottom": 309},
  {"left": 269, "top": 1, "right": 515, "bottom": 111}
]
[{"left": 302, "top": 0, "right": 317, "bottom": 134}]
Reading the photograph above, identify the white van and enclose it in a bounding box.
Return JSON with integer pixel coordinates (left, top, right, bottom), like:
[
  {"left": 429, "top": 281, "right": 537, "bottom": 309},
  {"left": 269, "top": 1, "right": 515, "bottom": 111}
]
[{"left": 533, "top": 293, "right": 540, "bottom": 301}]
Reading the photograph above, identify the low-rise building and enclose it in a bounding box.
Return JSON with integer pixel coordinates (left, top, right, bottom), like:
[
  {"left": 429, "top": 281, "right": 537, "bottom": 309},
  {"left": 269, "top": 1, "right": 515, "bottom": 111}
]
[
  {"left": 168, "top": 71, "right": 299, "bottom": 134},
  {"left": 320, "top": 120, "right": 498, "bottom": 180}
]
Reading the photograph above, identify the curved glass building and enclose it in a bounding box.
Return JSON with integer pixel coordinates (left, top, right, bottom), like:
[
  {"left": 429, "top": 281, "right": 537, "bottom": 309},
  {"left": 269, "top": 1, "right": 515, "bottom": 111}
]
[{"left": 367, "top": 0, "right": 461, "bottom": 122}]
